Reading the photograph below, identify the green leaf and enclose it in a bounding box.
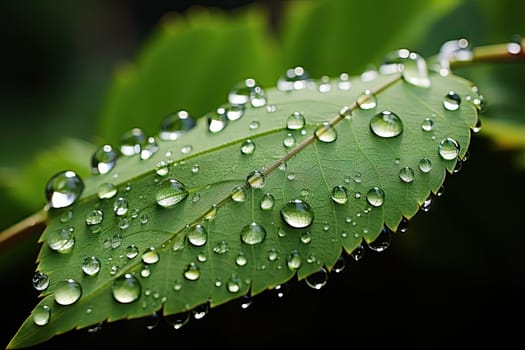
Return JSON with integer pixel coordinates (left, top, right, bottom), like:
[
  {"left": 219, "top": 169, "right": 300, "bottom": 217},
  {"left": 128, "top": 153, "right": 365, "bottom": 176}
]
[{"left": 8, "top": 67, "right": 479, "bottom": 348}]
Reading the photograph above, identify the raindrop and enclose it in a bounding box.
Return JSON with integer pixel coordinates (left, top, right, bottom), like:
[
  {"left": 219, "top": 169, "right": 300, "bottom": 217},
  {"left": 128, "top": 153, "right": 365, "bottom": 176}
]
[
  {"left": 113, "top": 196, "right": 129, "bottom": 216},
  {"left": 235, "top": 252, "right": 248, "bottom": 266},
  {"left": 443, "top": 91, "right": 461, "bottom": 111},
  {"left": 45, "top": 170, "right": 84, "bottom": 209},
  {"left": 208, "top": 107, "right": 228, "bottom": 133},
  {"left": 172, "top": 233, "right": 185, "bottom": 252},
  {"left": 318, "top": 75, "right": 331, "bottom": 92},
  {"left": 277, "top": 66, "right": 310, "bottom": 91},
  {"left": 337, "top": 73, "right": 352, "bottom": 90},
  {"left": 249, "top": 120, "right": 260, "bottom": 130},
  {"left": 54, "top": 279, "right": 82, "bottom": 305},
  {"left": 140, "top": 137, "right": 159, "bottom": 160},
  {"left": 159, "top": 110, "right": 196, "bottom": 141},
  {"left": 181, "top": 145, "right": 193, "bottom": 154},
  {"left": 368, "top": 227, "right": 391, "bottom": 252},
  {"left": 421, "top": 118, "right": 434, "bottom": 131},
  {"left": 331, "top": 185, "right": 349, "bottom": 204},
  {"left": 314, "top": 122, "right": 337, "bottom": 143},
  {"left": 300, "top": 231, "right": 312, "bottom": 244},
  {"left": 119, "top": 128, "right": 146, "bottom": 156},
  {"left": 33, "top": 305, "right": 51, "bottom": 326},
  {"left": 280, "top": 199, "right": 314, "bottom": 228},
  {"left": 91, "top": 144, "right": 118, "bottom": 175},
  {"left": 85, "top": 209, "right": 104, "bottom": 227},
  {"left": 418, "top": 157, "right": 432, "bottom": 173},
  {"left": 97, "top": 183, "right": 117, "bottom": 200},
  {"left": 399, "top": 166, "right": 415, "bottom": 183},
  {"left": 381, "top": 49, "right": 431, "bottom": 87},
  {"left": 350, "top": 243, "right": 366, "bottom": 261},
  {"left": 438, "top": 137, "right": 460, "bottom": 160},
  {"left": 283, "top": 133, "right": 296, "bottom": 148},
  {"left": 240, "top": 139, "right": 256, "bottom": 155},
  {"left": 183, "top": 262, "right": 200, "bottom": 281},
  {"left": 247, "top": 170, "right": 265, "bottom": 188},
  {"left": 156, "top": 178, "right": 189, "bottom": 208},
  {"left": 126, "top": 244, "right": 139, "bottom": 259},
  {"left": 226, "top": 104, "right": 244, "bottom": 120},
  {"left": 370, "top": 110, "right": 403, "bottom": 138},
  {"left": 82, "top": 256, "right": 101, "bottom": 276},
  {"left": 240, "top": 294, "right": 253, "bottom": 309},
  {"left": 213, "top": 240, "right": 229, "bottom": 255},
  {"left": 192, "top": 303, "right": 209, "bottom": 320},
  {"left": 187, "top": 224, "right": 207, "bottom": 247},
  {"left": 286, "top": 111, "right": 306, "bottom": 130},
  {"left": 47, "top": 228, "right": 75, "bottom": 253},
  {"left": 228, "top": 78, "right": 265, "bottom": 107},
  {"left": 438, "top": 38, "right": 472, "bottom": 75},
  {"left": 166, "top": 312, "right": 191, "bottom": 330},
  {"left": 366, "top": 187, "right": 385, "bottom": 207},
  {"left": 286, "top": 250, "right": 302, "bottom": 271},
  {"left": 472, "top": 118, "right": 482, "bottom": 134},
  {"left": 240, "top": 222, "right": 267, "bottom": 245},
  {"left": 227, "top": 275, "right": 242, "bottom": 293},
  {"left": 250, "top": 86, "right": 267, "bottom": 108},
  {"left": 191, "top": 164, "right": 200, "bottom": 174},
  {"left": 112, "top": 273, "right": 141, "bottom": 304},
  {"left": 357, "top": 90, "right": 377, "bottom": 110},
  {"left": 230, "top": 185, "right": 247, "bottom": 202},
  {"left": 259, "top": 193, "right": 275, "bottom": 210},
  {"left": 142, "top": 247, "right": 160, "bottom": 264},
  {"left": 305, "top": 268, "right": 328, "bottom": 289},
  {"left": 421, "top": 196, "right": 433, "bottom": 212},
  {"left": 267, "top": 248, "right": 278, "bottom": 261},
  {"left": 333, "top": 255, "right": 346, "bottom": 273},
  {"left": 32, "top": 272, "right": 49, "bottom": 291},
  {"left": 398, "top": 217, "right": 409, "bottom": 233}
]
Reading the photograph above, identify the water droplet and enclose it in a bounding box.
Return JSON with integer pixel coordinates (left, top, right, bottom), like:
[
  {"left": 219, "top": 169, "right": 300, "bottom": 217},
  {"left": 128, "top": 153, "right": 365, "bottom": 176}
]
[
  {"left": 368, "top": 227, "right": 392, "bottom": 252},
  {"left": 47, "top": 228, "right": 75, "bottom": 253},
  {"left": 357, "top": 90, "right": 377, "bottom": 110},
  {"left": 300, "top": 231, "right": 312, "bottom": 244},
  {"left": 366, "top": 187, "right": 385, "bottom": 207},
  {"left": 472, "top": 118, "right": 482, "bottom": 134},
  {"left": 97, "top": 182, "right": 117, "bottom": 200},
  {"left": 140, "top": 137, "right": 159, "bottom": 160},
  {"left": 235, "top": 252, "right": 247, "bottom": 266},
  {"left": 32, "top": 272, "right": 49, "bottom": 291},
  {"left": 260, "top": 193, "right": 275, "bottom": 210},
  {"left": 280, "top": 199, "right": 314, "bottom": 228},
  {"left": 166, "top": 312, "right": 191, "bottom": 330},
  {"left": 438, "top": 39, "right": 472, "bottom": 75},
  {"left": 381, "top": 49, "right": 431, "bottom": 87},
  {"left": 183, "top": 262, "right": 200, "bottom": 281},
  {"left": 54, "top": 279, "right": 82, "bottom": 305},
  {"left": 277, "top": 66, "right": 310, "bottom": 91},
  {"left": 181, "top": 145, "right": 193, "bottom": 155},
  {"left": 240, "top": 222, "right": 267, "bottom": 245},
  {"left": 350, "top": 243, "right": 366, "bottom": 261},
  {"left": 226, "top": 104, "right": 245, "bottom": 121},
  {"left": 370, "top": 110, "right": 403, "bottom": 138},
  {"left": 443, "top": 91, "right": 461, "bottom": 111},
  {"left": 314, "top": 122, "right": 337, "bottom": 143},
  {"left": 228, "top": 78, "right": 265, "bottom": 107},
  {"left": 337, "top": 73, "right": 352, "bottom": 90},
  {"left": 240, "top": 139, "right": 256, "bottom": 155},
  {"left": 227, "top": 275, "right": 242, "bottom": 293},
  {"left": 126, "top": 244, "right": 139, "bottom": 259},
  {"left": 249, "top": 120, "right": 260, "bottom": 130},
  {"left": 247, "top": 170, "right": 265, "bottom": 189},
  {"left": 418, "top": 157, "right": 432, "bottom": 173},
  {"left": 33, "top": 305, "right": 51, "bottom": 326},
  {"left": 399, "top": 166, "right": 415, "bottom": 183},
  {"left": 192, "top": 303, "right": 209, "bottom": 320},
  {"left": 187, "top": 224, "right": 207, "bottom": 247},
  {"left": 156, "top": 178, "right": 189, "bottom": 208},
  {"left": 85, "top": 209, "right": 104, "bottom": 229},
  {"left": 111, "top": 196, "right": 128, "bottom": 217},
  {"left": 213, "top": 240, "right": 229, "bottom": 254},
  {"left": 286, "top": 111, "right": 306, "bottom": 130},
  {"left": 305, "top": 268, "right": 328, "bottom": 289},
  {"left": 438, "top": 137, "right": 460, "bottom": 160},
  {"left": 331, "top": 185, "right": 349, "bottom": 204},
  {"left": 191, "top": 164, "right": 200, "bottom": 174},
  {"left": 421, "top": 196, "right": 433, "bottom": 212},
  {"left": 230, "top": 185, "right": 247, "bottom": 202},
  {"left": 204, "top": 205, "right": 217, "bottom": 220},
  {"left": 142, "top": 247, "right": 159, "bottom": 264},
  {"left": 421, "top": 118, "right": 434, "bottom": 131},
  {"left": 333, "top": 255, "right": 346, "bottom": 273},
  {"left": 172, "top": 234, "right": 185, "bottom": 252},
  {"left": 286, "top": 250, "right": 302, "bottom": 270},
  {"left": 91, "top": 144, "right": 117, "bottom": 175},
  {"left": 82, "top": 256, "right": 101, "bottom": 276},
  {"left": 112, "top": 273, "right": 141, "bottom": 303},
  {"left": 283, "top": 133, "right": 296, "bottom": 148},
  {"left": 159, "top": 110, "right": 196, "bottom": 141},
  {"left": 45, "top": 170, "right": 84, "bottom": 208},
  {"left": 119, "top": 128, "right": 146, "bottom": 156},
  {"left": 267, "top": 248, "right": 278, "bottom": 261},
  {"left": 208, "top": 107, "right": 228, "bottom": 133}
]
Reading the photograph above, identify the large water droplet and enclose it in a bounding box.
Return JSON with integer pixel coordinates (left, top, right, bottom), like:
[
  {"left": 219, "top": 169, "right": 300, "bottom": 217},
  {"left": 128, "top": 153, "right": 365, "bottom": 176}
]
[
  {"left": 366, "top": 187, "right": 385, "bottom": 207},
  {"left": 260, "top": 193, "right": 275, "bottom": 210},
  {"left": 370, "top": 110, "right": 403, "bottom": 138},
  {"left": 91, "top": 145, "right": 118, "bottom": 175},
  {"left": 142, "top": 247, "right": 160, "bottom": 264},
  {"left": 368, "top": 227, "right": 392, "bottom": 252},
  {"left": 82, "top": 256, "right": 101, "bottom": 276},
  {"left": 438, "top": 137, "right": 460, "bottom": 160},
  {"left": 112, "top": 273, "right": 141, "bottom": 303},
  {"left": 314, "top": 122, "right": 337, "bottom": 143},
  {"left": 159, "top": 110, "right": 196, "bottom": 141},
  {"left": 286, "top": 112, "right": 306, "bottom": 130},
  {"left": 280, "top": 199, "right": 314, "bottom": 228},
  {"left": 47, "top": 228, "right": 75, "bottom": 253},
  {"left": 399, "top": 166, "right": 415, "bottom": 183},
  {"left": 208, "top": 107, "right": 228, "bottom": 133},
  {"left": 277, "top": 66, "right": 310, "bottom": 91},
  {"left": 240, "top": 139, "right": 256, "bottom": 155},
  {"left": 45, "top": 170, "right": 84, "bottom": 209},
  {"left": 32, "top": 304, "right": 51, "bottom": 327},
  {"left": 247, "top": 170, "right": 265, "bottom": 189},
  {"left": 187, "top": 224, "right": 207, "bottom": 247},
  {"left": 183, "top": 262, "right": 200, "bottom": 281},
  {"left": 240, "top": 222, "right": 267, "bottom": 245},
  {"left": 156, "top": 178, "right": 189, "bottom": 208},
  {"left": 331, "top": 185, "right": 349, "bottom": 204},
  {"left": 381, "top": 49, "right": 431, "bottom": 88},
  {"left": 305, "top": 268, "right": 328, "bottom": 289},
  {"left": 443, "top": 91, "right": 461, "bottom": 111},
  {"left": 54, "top": 279, "right": 82, "bottom": 305},
  {"left": 357, "top": 90, "right": 377, "bottom": 110},
  {"left": 32, "top": 272, "right": 49, "bottom": 291},
  {"left": 119, "top": 128, "right": 146, "bottom": 156}
]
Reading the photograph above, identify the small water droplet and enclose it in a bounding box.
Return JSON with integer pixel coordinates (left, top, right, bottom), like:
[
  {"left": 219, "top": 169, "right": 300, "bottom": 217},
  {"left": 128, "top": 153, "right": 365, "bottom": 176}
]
[
  {"left": 305, "top": 268, "right": 328, "bottom": 289},
  {"left": 333, "top": 255, "right": 346, "bottom": 273},
  {"left": 181, "top": 145, "right": 193, "bottom": 155},
  {"left": 366, "top": 186, "right": 385, "bottom": 207},
  {"left": 97, "top": 182, "right": 117, "bottom": 200},
  {"left": 249, "top": 120, "right": 260, "bottom": 130},
  {"left": 172, "top": 233, "right": 185, "bottom": 252},
  {"left": 213, "top": 240, "right": 229, "bottom": 254},
  {"left": 204, "top": 205, "right": 217, "bottom": 220},
  {"left": 191, "top": 164, "right": 200, "bottom": 174},
  {"left": 230, "top": 185, "right": 247, "bottom": 202},
  {"left": 421, "top": 196, "right": 433, "bottom": 212},
  {"left": 208, "top": 107, "right": 228, "bottom": 133},
  {"left": 91, "top": 144, "right": 118, "bottom": 175},
  {"left": 112, "top": 273, "right": 141, "bottom": 303},
  {"left": 247, "top": 170, "right": 265, "bottom": 189},
  {"left": 82, "top": 256, "right": 101, "bottom": 276},
  {"left": 314, "top": 122, "right": 337, "bottom": 143},
  {"left": 235, "top": 252, "right": 247, "bottom": 266},
  {"left": 331, "top": 185, "right": 349, "bottom": 204},
  {"left": 286, "top": 111, "right": 306, "bottom": 130},
  {"left": 443, "top": 91, "right": 461, "bottom": 111},
  {"left": 159, "top": 110, "right": 196, "bottom": 141},
  {"left": 260, "top": 193, "right": 275, "bottom": 210},
  {"left": 47, "top": 228, "right": 75, "bottom": 253},
  {"left": 418, "top": 158, "right": 432, "bottom": 173},
  {"left": 32, "top": 272, "right": 49, "bottom": 291},
  {"left": 300, "top": 231, "right": 312, "bottom": 244},
  {"left": 370, "top": 110, "right": 403, "bottom": 138},
  {"left": 45, "top": 170, "right": 84, "bottom": 208},
  {"left": 381, "top": 49, "right": 431, "bottom": 87},
  {"left": 226, "top": 104, "right": 245, "bottom": 120},
  {"left": 280, "top": 199, "right": 314, "bottom": 228},
  {"left": 283, "top": 133, "right": 296, "bottom": 148},
  {"left": 337, "top": 72, "right": 352, "bottom": 90},
  {"left": 438, "top": 137, "right": 460, "bottom": 160},
  {"left": 85, "top": 209, "right": 104, "bottom": 229},
  {"left": 142, "top": 247, "right": 160, "bottom": 264},
  {"left": 267, "top": 248, "right": 278, "bottom": 261},
  {"left": 119, "top": 128, "right": 146, "bottom": 156},
  {"left": 126, "top": 244, "right": 139, "bottom": 259},
  {"left": 156, "top": 178, "right": 189, "bottom": 208},
  {"left": 227, "top": 274, "right": 242, "bottom": 293},
  {"left": 277, "top": 66, "right": 310, "bottom": 91},
  {"left": 54, "top": 279, "right": 82, "bottom": 305},
  {"left": 421, "top": 118, "right": 434, "bottom": 131},
  {"left": 286, "top": 250, "right": 302, "bottom": 271},
  {"left": 472, "top": 118, "right": 482, "bottom": 134},
  {"left": 240, "top": 139, "right": 256, "bottom": 155},
  {"left": 399, "top": 166, "right": 415, "bottom": 183},
  {"left": 33, "top": 304, "right": 51, "bottom": 326},
  {"left": 187, "top": 224, "right": 207, "bottom": 247},
  {"left": 357, "top": 90, "right": 377, "bottom": 110},
  {"left": 166, "top": 312, "right": 191, "bottom": 330},
  {"left": 140, "top": 137, "right": 159, "bottom": 160},
  {"left": 368, "top": 227, "right": 392, "bottom": 252},
  {"left": 183, "top": 262, "right": 200, "bottom": 281},
  {"left": 240, "top": 222, "right": 267, "bottom": 245}
]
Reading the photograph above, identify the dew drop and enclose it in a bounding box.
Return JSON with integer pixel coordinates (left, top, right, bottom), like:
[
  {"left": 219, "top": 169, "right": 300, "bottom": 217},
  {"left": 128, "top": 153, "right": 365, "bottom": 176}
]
[
  {"left": 112, "top": 196, "right": 129, "bottom": 216},
  {"left": 249, "top": 120, "right": 260, "bottom": 130},
  {"left": 156, "top": 178, "right": 189, "bottom": 208},
  {"left": 226, "top": 275, "right": 242, "bottom": 293},
  {"left": 438, "top": 137, "right": 460, "bottom": 160},
  {"left": 166, "top": 312, "right": 190, "bottom": 330},
  {"left": 368, "top": 227, "right": 392, "bottom": 252},
  {"left": 187, "top": 224, "right": 207, "bottom": 247},
  {"left": 119, "top": 128, "right": 146, "bottom": 156},
  {"left": 283, "top": 133, "right": 296, "bottom": 148},
  {"left": 126, "top": 244, "right": 139, "bottom": 259},
  {"left": 140, "top": 137, "right": 159, "bottom": 160},
  {"left": 366, "top": 186, "right": 385, "bottom": 207},
  {"left": 418, "top": 157, "right": 432, "bottom": 173},
  {"left": 331, "top": 185, "right": 349, "bottom": 204},
  {"left": 350, "top": 243, "right": 366, "bottom": 261},
  {"left": 97, "top": 182, "right": 117, "bottom": 200},
  {"left": 47, "top": 228, "right": 75, "bottom": 253},
  {"left": 247, "top": 170, "right": 265, "bottom": 188},
  {"left": 399, "top": 166, "right": 415, "bottom": 183},
  {"left": 112, "top": 273, "right": 141, "bottom": 304},
  {"left": 337, "top": 73, "right": 352, "bottom": 90},
  {"left": 267, "top": 248, "right": 278, "bottom": 261},
  {"left": 213, "top": 240, "right": 229, "bottom": 255},
  {"left": 421, "top": 118, "right": 434, "bottom": 131},
  {"left": 228, "top": 78, "right": 258, "bottom": 105},
  {"left": 180, "top": 145, "right": 193, "bottom": 155},
  {"left": 240, "top": 139, "right": 256, "bottom": 155},
  {"left": 235, "top": 252, "right": 248, "bottom": 266},
  {"left": 191, "top": 164, "right": 200, "bottom": 174},
  {"left": 357, "top": 90, "right": 377, "bottom": 110},
  {"left": 230, "top": 185, "right": 247, "bottom": 202},
  {"left": 91, "top": 144, "right": 118, "bottom": 175},
  {"left": 314, "top": 122, "right": 337, "bottom": 143},
  {"left": 443, "top": 91, "right": 461, "bottom": 111},
  {"left": 208, "top": 107, "right": 228, "bottom": 133},
  {"left": 333, "top": 255, "right": 346, "bottom": 273},
  {"left": 54, "top": 279, "right": 82, "bottom": 305},
  {"left": 286, "top": 111, "right": 306, "bottom": 130},
  {"left": 286, "top": 250, "right": 302, "bottom": 271},
  {"left": 32, "top": 272, "right": 49, "bottom": 291},
  {"left": 192, "top": 303, "right": 209, "bottom": 320},
  {"left": 277, "top": 66, "right": 310, "bottom": 91},
  {"left": 280, "top": 199, "right": 314, "bottom": 228},
  {"left": 33, "top": 305, "right": 51, "bottom": 326},
  {"left": 472, "top": 118, "right": 482, "bottom": 134},
  {"left": 259, "top": 193, "right": 275, "bottom": 210},
  {"left": 142, "top": 247, "right": 160, "bottom": 264},
  {"left": 159, "top": 110, "right": 196, "bottom": 141},
  {"left": 82, "top": 256, "right": 101, "bottom": 276},
  {"left": 300, "top": 231, "right": 312, "bottom": 244},
  {"left": 240, "top": 222, "right": 267, "bottom": 245},
  {"left": 226, "top": 104, "right": 245, "bottom": 121},
  {"left": 172, "top": 234, "right": 185, "bottom": 253},
  {"left": 305, "top": 268, "right": 328, "bottom": 289},
  {"left": 85, "top": 209, "right": 104, "bottom": 226},
  {"left": 381, "top": 49, "right": 431, "bottom": 87},
  {"left": 183, "top": 262, "right": 200, "bottom": 281},
  {"left": 45, "top": 170, "right": 84, "bottom": 208},
  {"left": 370, "top": 110, "right": 403, "bottom": 138}
]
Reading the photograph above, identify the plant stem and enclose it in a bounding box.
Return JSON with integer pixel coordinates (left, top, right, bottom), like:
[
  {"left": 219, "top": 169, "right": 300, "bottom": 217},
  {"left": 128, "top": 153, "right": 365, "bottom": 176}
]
[
  {"left": 0, "top": 208, "right": 47, "bottom": 251},
  {"left": 450, "top": 37, "right": 525, "bottom": 68}
]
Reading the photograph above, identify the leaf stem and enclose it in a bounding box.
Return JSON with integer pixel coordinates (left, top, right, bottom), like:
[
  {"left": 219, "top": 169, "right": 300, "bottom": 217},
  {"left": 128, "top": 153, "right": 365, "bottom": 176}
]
[
  {"left": 0, "top": 208, "right": 47, "bottom": 251},
  {"left": 450, "top": 37, "right": 525, "bottom": 68}
]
